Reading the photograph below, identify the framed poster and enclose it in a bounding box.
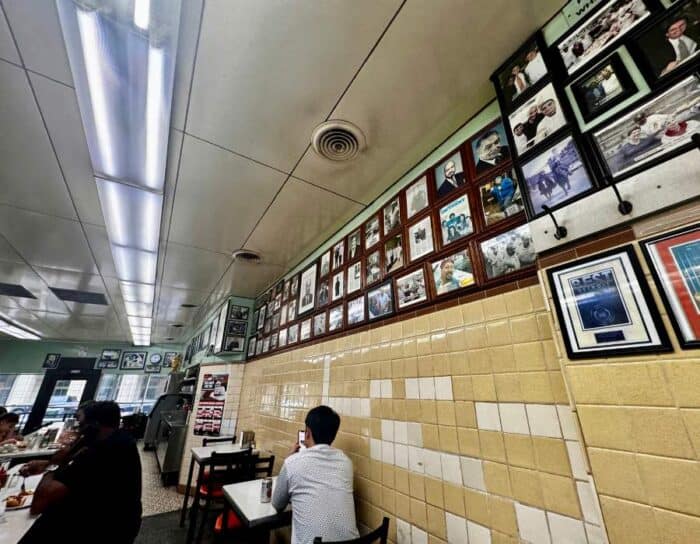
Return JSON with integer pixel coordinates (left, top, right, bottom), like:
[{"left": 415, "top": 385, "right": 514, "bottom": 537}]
[
  {"left": 317, "top": 278, "right": 330, "bottom": 308},
  {"left": 365, "top": 214, "right": 381, "bottom": 250},
  {"left": 288, "top": 323, "right": 299, "bottom": 345},
  {"left": 97, "top": 349, "right": 120, "bottom": 369},
  {"left": 347, "top": 295, "right": 366, "bottom": 326},
  {"left": 348, "top": 229, "right": 362, "bottom": 262},
  {"left": 300, "top": 318, "right": 312, "bottom": 342},
  {"left": 314, "top": 312, "right": 327, "bottom": 336},
  {"left": 228, "top": 304, "right": 249, "bottom": 321},
  {"left": 290, "top": 275, "right": 300, "bottom": 300},
  {"left": 438, "top": 194, "right": 474, "bottom": 246},
  {"left": 329, "top": 304, "right": 344, "bottom": 332},
  {"left": 478, "top": 167, "right": 525, "bottom": 227},
  {"left": 42, "top": 353, "right": 61, "bottom": 369},
  {"left": 434, "top": 150, "right": 466, "bottom": 200},
  {"left": 468, "top": 120, "right": 512, "bottom": 179},
  {"left": 331, "top": 270, "right": 345, "bottom": 302},
  {"left": 383, "top": 197, "right": 402, "bottom": 236},
  {"left": 270, "top": 332, "right": 278, "bottom": 351},
  {"left": 262, "top": 336, "right": 270, "bottom": 353},
  {"left": 193, "top": 373, "right": 228, "bottom": 436},
  {"left": 396, "top": 267, "right": 429, "bottom": 309},
  {"left": 333, "top": 240, "right": 345, "bottom": 270},
  {"left": 121, "top": 351, "right": 146, "bottom": 370},
  {"left": 320, "top": 250, "right": 331, "bottom": 278},
  {"left": 384, "top": 234, "right": 404, "bottom": 274},
  {"left": 283, "top": 279, "right": 291, "bottom": 302},
  {"left": 405, "top": 175, "right": 430, "bottom": 219},
  {"left": 298, "top": 263, "right": 318, "bottom": 315},
  {"left": 641, "top": 223, "right": 700, "bottom": 348},
  {"left": 223, "top": 336, "right": 245, "bottom": 352},
  {"left": 366, "top": 249, "right": 383, "bottom": 285},
  {"left": 163, "top": 352, "right": 179, "bottom": 368},
  {"left": 279, "top": 328, "right": 288, "bottom": 348},
  {"left": 492, "top": 33, "right": 549, "bottom": 110},
  {"left": 280, "top": 304, "right": 288, "bottom": 326},
  {"left": 508, "top": 83, "right": 568, "bottom": 156},
  {"left": 347, "top": 261, "right": 363, "bottom": 295},
  {"left": 480, "top": 223, "right": 536, "bottom": 280},
  {"left": 228, "top": 321, "right": 247, "bottom": 336},
  {"left": 287, "top": 300, "right": 297, "bottom": 322},
  {"left": 430, "top": 249, "right": 477, "bottom": 297},
  {"left": 367, "top": 281, "right": 394, "bottom": 321},
  {"left": 257, "top": 304, "right": 266, "bottom": 331},
  {"left": 547, "top": 245, "right": 672, "bottom": 358},
  {"left": 408, "top": 215, "right": 435, "bottom": 262},
  {"left": 247, "top": 337, "right": 256, "bottom": 357}
]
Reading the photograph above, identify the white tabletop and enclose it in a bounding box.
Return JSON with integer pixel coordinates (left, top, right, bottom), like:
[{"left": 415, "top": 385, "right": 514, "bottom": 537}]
[
  {"left": 190, "top": 444, "right": 250, "bottom": 463},
  {"left": 0, "top": 448, "right": 59, "bottom": 462},
  {"left": 0, "top": 473, "right": 42, "bottom": 544},
  {"left": 223, "top": 477, "right": 289, "bottom": 527}
]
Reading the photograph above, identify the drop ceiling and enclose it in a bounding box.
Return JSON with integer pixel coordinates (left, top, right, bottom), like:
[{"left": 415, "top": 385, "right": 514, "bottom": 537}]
[{"left": 0, "top": 0, "right": 563, "bottom": 344}]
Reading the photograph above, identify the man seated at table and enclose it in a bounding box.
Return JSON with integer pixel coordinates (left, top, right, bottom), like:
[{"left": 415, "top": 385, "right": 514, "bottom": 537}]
[
  {"left": 0, "top": 410, "right": 20, "bottom": 445},
  {"left": 272, "top": 405, "right": 359, "bottom": 544},
  {"left": 19, "top": 401, "right": 142, "bottom": 544}
]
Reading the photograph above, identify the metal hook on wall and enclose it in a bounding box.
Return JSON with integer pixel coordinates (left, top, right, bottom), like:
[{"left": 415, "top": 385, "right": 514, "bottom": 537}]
[
  {"left": 541, "top": 205, "right": 567, "bottom": 240},
  {"left": 610, "top": 183, "right": 633, "bottom": 215}
]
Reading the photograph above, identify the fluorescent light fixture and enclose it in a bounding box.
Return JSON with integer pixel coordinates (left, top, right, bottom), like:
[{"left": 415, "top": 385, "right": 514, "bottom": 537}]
[
  {"left": 134, "top": 0, "right": 150, "bottom": 30},
  {"left": 146, "top": 46, "right": 165, "bottom": 188},
  {"left": 0, "top": 317, "right": 41, "bottom": 340},
  {"left": 112, "top": 245, "right": 157, "bottom": 284},
  {"left": 124, "top": 301, "right": 153, "bottom": 317},
  {"left": 120, "top": 281, "right": 155, "bottom": 304},
  {"left": 128, "top": 316, "right": 153, "bottom": 328}
]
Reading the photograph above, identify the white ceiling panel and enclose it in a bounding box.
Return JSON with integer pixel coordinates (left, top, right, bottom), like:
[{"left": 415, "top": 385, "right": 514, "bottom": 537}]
[
  {"left": 0, "top": 61, "right": 77, "bottom": 219},
  {"left": 0, "top": 306, "right": 62, "bottom": 338},
  {"left": 82, "top": 224, "right": 117, "bottom": 279},
  {"left": 169, "top": 135, "right": 287, "bottom": 253},
  {"left": 0, "top": 260, "right": 69, "bottom": 314},
  {"left": 0, "top": 296, "right": 21, "bottom": 310},
  {"left": 33, "top": 268, "right": 113, "bottom": 316},
  {"left": 160, "top": 242, "right": 231, "bottom": 291},
  {"left": 2, "top": 0, "right": 73, "bottom": 86},
  {"left": 186, "top": 0, "right": 402, "bottom": 172},
  {"left": 0, "top": 9, "right": 19, "bottom": 65},
  {"left": 170, "top": 0, "right": 203, "bottom": 131},
  {"left": 0, "top": 234, "right": 23, "bottom": 263}
]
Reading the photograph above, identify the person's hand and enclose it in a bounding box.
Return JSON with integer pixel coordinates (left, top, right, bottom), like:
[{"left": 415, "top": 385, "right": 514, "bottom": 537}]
[
  {"left": 0, "top": 438, "right": 17, "bottom": 446},
  {"left": 288, "top": 442, "right": 300, "bottom": 456},
  {"left": 19, "top": 460, "right": 49, "bottom": 477}
]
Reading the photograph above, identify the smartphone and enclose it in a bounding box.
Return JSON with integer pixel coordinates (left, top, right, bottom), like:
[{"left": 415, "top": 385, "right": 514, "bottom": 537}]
[{"left": 298, "top": 430, "right": 306, "bottom": 449}]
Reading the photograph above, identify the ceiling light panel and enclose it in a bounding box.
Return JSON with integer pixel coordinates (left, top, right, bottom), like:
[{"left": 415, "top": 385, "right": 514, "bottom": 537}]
[
  {"left": 120, "top": 281, "right": 155, "bottom": 304},
  {"left": 112, "top": 246, "right": 157, "bottom": 285}
]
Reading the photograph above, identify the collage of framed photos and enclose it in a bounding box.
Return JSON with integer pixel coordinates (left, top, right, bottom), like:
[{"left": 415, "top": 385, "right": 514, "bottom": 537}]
[
  {"left": 92, "top": 349, "right": 180, "bottom": 372},
  {"left": 184, "top": 301, "right": 251, "bottom": 360},
  {"left": 492, "top": 0, "right": 700, "bottom": 218}
]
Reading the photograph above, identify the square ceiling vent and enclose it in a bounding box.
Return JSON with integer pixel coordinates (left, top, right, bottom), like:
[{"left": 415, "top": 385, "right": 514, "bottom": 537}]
[
  {"left": 50, "top": 288, "right": 108, "bottom": 305},
  {"left": 0, "top": 283, "right": 36, "bottom": 299}
]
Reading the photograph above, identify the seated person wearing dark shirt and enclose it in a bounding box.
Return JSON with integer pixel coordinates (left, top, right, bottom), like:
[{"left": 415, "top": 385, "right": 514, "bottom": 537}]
[{"left": 19, "top": 401, "right": 142, "bottom": 544}]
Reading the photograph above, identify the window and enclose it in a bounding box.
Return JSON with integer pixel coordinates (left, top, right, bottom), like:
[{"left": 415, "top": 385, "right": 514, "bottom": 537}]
[
  {"left": 95, "top": 374, "right": 168, "bottom": 415},
  {"left": 0, "top": 374, "right": 43, "bottom": 426}
]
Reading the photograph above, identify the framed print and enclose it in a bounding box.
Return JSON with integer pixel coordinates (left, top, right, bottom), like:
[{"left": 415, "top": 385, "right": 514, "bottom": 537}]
[
  {"left": 275, "top": 280, "right": 284, "bottom": 295},
  {"left": 633, "top": 1, "right": 700, "bottom": 82},
  {"left": 263, "top": 318, "right": 271, "bottom": 334},
  {"left": 385, "top": 234, "right": 405, "bottom": 274},
  {"left": 332, "top": 270, "right": 345, "bottom": 302},
  {"left": 257, "top": 304, "right": 266, "bottom": 331},
  {"left": 329, "top": 304, "right": 344, "bottom": 332},
  {"left": 288, "top": 323, "right": 299, "bottom": 345},
  {"left": 405, "top": 175, "right": 430, "bottom": 219},
  {"left": 121, "top": 351, "right": 146, "bottom": 370},
  {"left": 396, "top": 267, "right": 429, "bottom": 309},
  {"left": 203, "top": 323, "right": 212, "bottom": 347},
  {"left": 592, "top": 74, "right": 700, "bottom": 179},
  {"left": 508, "top": 83, "right": 567, "bottom": 155},
  {"left": 247, "top": 337, "right": 256, "bottom": 357},
  {"left": 333, "top": 240, "right": 345, "bottom": 270},
  {"left": 100, "top": 349, "right": 121, "bottom": 363},
  {"left": 300, "top": 318, "right": 312, "bottom": 342},
  {"left": 480, "top": 224, "right": 536, "bottom": 280},
  {"left": 366, "top": 250, "right": 382, "bottom": 285},
  {"left": 556, "top": 0, "right": 651, "bottom": 76},
  {"left": 317, "top": 278, "right": 330, "bottom": 307},
  {"left": 408, "top": 215, "right": 435, "bottom": 262},
  {"left": 145, "top": 354, "right": 161, "bottom": 373},
  {"left": 438, "top": 194, "right": 474, "bottom": 246},
  {"left": 493, "top": 35, "right": 549, "bottom": 109},
  {"left": 43, "top": 353, "right": 61, "bottom": 369},
  {"left": 283, "top": 280, "right": 291, "bottom": 302},
  {"left": 228, "top": 320, "right": 247, "bottom": 336},
  {"left": 641, "top": 223, "right": 700, "bottom": 348},
  {"left": 365, "top": 214, "right": 381, "bottom": 250},
  {"left": 163, "top": 352, "right": 179, "bottom": 367},
  {"left": 547, "top": 245, "right": 672, "bottom": 358},
  {"left": 314, "top": 312, "right": 327, "bottom": 336},
  {"left": 290, "top": 275, "right": 300, "bottom": 300},
  {"left": 271, "top": 313, "right": 280, "bottom": 330},
  {"left": 287, "top": 300, "right": 297, "bottom": 322},
  {"left": 320, "top": 250, "right": 331, "bottom": 278},
  {"left": 367, "top": 281, "right": 394, "bottom": 321},
  {"left": 383, "top": 197, "right": 401, "bottom": 236},
  {"left": 279, "top": 328, "right": 288, "bottom": 348},
  {"left": 270, "top": 332, "right": 278, "bottom": 351},
  {"left": 571, "top": 52, "right": 638, "bottom": 123},
  {"left": 224, "top": 336, "right": 245, "bottom": 352},
  {"left": 479, "top": 167, "right": 525, "bottom": 226},
  {"left": 255, "top": 338, "right": 263, "bottom": 355},
  {"left": 521, "top": 134, "right": 595, "bottom": 216},
  {"left": 228, "top": 304, "right": 249, "bottom": 321},
  {"left": 253, "top": 309, "right": 259, "bottom": 330},
  {"left": 468, "top": 120, "right": 512, "bottom": 178},
  {"left": 298, "top": 263, "right": 318, "bottom": 315},
  {"left": 262, "top": 337, "right": 270, "bottom": 353},
  {"left": 431, "top": 249, "right": 476, "bottom": 296},
  {"left": 347, "top": 261, "right": 363, "bottom": 295},
  {"left": 347, "top": 295, "right": 366, "bottom": 326},
  {"left": 434, "top": 151, "right": 466, "bottom": 200},
  {"left": 273, "top": 293, "right": 282, "bottom": 312},
  {"left": 348, "top": 229, "right": 362, "bottom": 262},
  {"left": 280, "top": 304, "right": 288, "bottom": 326}
]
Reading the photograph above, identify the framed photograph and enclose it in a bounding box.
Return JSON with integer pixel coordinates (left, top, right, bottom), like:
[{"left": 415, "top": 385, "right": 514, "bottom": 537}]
[
  {"left": 347, "top": 295, "right": 366, "bottom": 326},
  {"left": 493, "top": 34, "right": 549, "bottom": 109},
  {"left": 383, "top": 197, "right": 402, "bottom": 236},
  {"left": 298, "top": 263, "right": 318, "bottom": 315},
  {"left": 273, "top": 293, "right": 282, "bottom": 312},
  {"left": 347, "top": 261, "right": 363, "bottom": 294},
  {"left": 329, "top": 304, "right": 344, "bottom": 332},
  {"left": 468, "top": 120, "right": 512, "bottom": 178},
  {"left": 287, "top": 300, "right": 297, "bottom": 322},
  {"left": 247, "top": 338, "right": 256, "bottom": 357},
  {"left": 262, "top": 337, "right": 270, "bottom": 353},
  {"left": 228, "top": 304, "right": 249, "bottom": 321},
  {"left": 145, "top": 354, "right": 161, "bottom": 373},
  {"left": 290, "top": 275, "right": 300, "bottom": 299},
  {"left": 42, "top": 353, "right": 61, "bottom": 369},
  {"left": 366, "top": 250, "right": 383, "bottom": 285},
  {"left": 365, "top": 214, "right": 381, "bottom": 250},
  {"left": 314, "top": 312, "right": 327, "bottom": 336},
  {"left": 520, "top": 134, "right": 595, "bottom": 216},
  {"left": 227, "top": 320, "right": 247, "bottom": 336},
  {"left": 224, "top": 336, "right": 245, "bottom": 352},
  {"left": 348, "top": 229, "right": 362, "bottom": 262},
  {"left": 405, "top": 175, "right": 430, "bottom": 219},
  {"left": 257, "top": 304, "right": 266, "bottom": 331},
  {"left": 163, "top": 352, "right": 179, "bottom": 367},
  {"left": 332, "top": 270, "right": 345, "bottom": 302},
  {"left": 270, "top": 332, "right": 278, "bottom": 351},
  {"left": 279, "top": 328, "right": 288, "bottom": 348},
  {"left": 547, "top": 245, "right": 672, "bottom": 358},
  {"left": 479, "top": 167, "right": 525, "bottom": 226},
  {"left": 434, "top": 151, "right": 466, "bottom": 200},
  {"left": 641, "top": 223, "right": 700, "bottom": 348},
  {"left": 367, "top": 281, "right": 394, "bottom": 321},
  {"left": 283, "top": 280, "right": 290, "bottom": 302},
  {"left": 203, "top": 323, "right": 212, "bottom": 348},
  {"left": 288, "top": 323, "right": 299, "bottom": 345},
  {"left": 263, "top": 318, "right": 271, "bottom": 334},
  {"left": 431, "top": 249, "right": 476, "bottom": 296},
  {"left": 300, "top": 318, "right": 312, "bottom": 342},
  {"left": 396, "top": 267, "right": 429, "bottom": 309},
  {"left": 252, "top": 309, "right": 259, "bottom": 329},
  {"left": 255, "top": 338, "right": 263, "bottom": 355},
  {"left": 480, "top": 223, "right": 537, "bottom": 280},
  {"left": 317, "top": 278, "right": 330, "bottom": 307},
  {"left": 121, "top": 351, "right": 146, "bottom": 370},
  {"left": 275, "top": 280, "right": 284, "bottom": 295},
  {"left": 508, "top": 83, "right": 568, "bottom": 155},
  {"left": 438, "top": 194, "right": 474, "bottom": 246},
  {"left": 280, "top": 304, "right": 288, "bottom": 326},
  {"left": 333, "top": 240, "right": 345, "bottom": 270},
  {"left": 592, "top": 74, "right": 700, "bottom": 179},
  {"left": 556, "top": 0, "right": 652, "bottom": 75},
  {"left": 384, "top": 234, "right": 404, "bottom": 274},
  {"left": 408, "top": 215, "right": 435, "bottom": 262},
  {"left": 271, "top": 313, "right": 280, "bottom": 330},
  {"left": 320, "top": 250, "right": 331, "bottom": 278},
  {"left": 100, "top": 349, "right": 121, "bottom": 362}
]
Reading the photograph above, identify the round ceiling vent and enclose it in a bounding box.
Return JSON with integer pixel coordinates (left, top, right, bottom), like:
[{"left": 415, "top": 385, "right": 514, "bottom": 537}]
[
  {"left": 311, "top": 120, "right": 366, "bottom": 162},
  {"left": 232, "top": 249, "right": 262, "bottom": 263}
]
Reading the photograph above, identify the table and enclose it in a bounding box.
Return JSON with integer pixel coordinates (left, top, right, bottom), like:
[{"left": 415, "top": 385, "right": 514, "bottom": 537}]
[
  {"left": 222, "top": 477, "right": 290, "bottom": 528},
  {"left": 0, "top": 448, "right": 59, "bottom": 466},
  {"left": 0, "top": 473, "right": 43, "bottom": 544}
]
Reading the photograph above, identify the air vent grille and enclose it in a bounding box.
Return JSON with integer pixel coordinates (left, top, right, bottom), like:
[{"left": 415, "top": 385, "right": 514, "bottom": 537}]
[
  {"left": 50, "top": 288, "right": 108, "bottom": 305},
  {"left": 180, "top": 303, "right": 198, "bottom": 308},
  {"left": 311, "top": 120, "right": 366, "bottom": 161},
  {"left": 0, "top": 283, "right": 36, "bottom": 299},
  {"left": 232, "top": 249, "right": 261, "bottom": 263}
]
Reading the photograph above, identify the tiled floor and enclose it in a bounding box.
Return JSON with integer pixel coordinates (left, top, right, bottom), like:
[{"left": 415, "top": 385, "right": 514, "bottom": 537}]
[{"left": 140, "top": 445, "right": 186, "bottom": 517}]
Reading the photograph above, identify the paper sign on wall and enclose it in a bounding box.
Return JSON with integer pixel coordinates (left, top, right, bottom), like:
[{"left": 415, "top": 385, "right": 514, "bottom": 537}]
[{"left": 193, "top": 373, "right": 228, "bottom": 436}]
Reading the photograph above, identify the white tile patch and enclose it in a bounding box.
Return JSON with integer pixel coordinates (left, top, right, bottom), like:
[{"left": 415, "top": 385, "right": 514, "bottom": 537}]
[
  {"left": 460, "top": 456, "right": 486, "bottom": 491},
  {"left": 405, "top": 378, "right": 420, "bottom": 399},
  {"left": 395, "top": 421, "right": 408, "bottom": 444},
  {"left": 408, "top": 445, "right": 425, "bottom": 474},
  {"left": 424, "top": 448, "right": 443, "bottom": 479},
  {"left": 526, "top": 404, "right": 562, "bottom": 438},
  {"left": 475, "top": 402, "right": 502, "bottom": 431},
  {"left": 585, "top": 522, "right": 607, "bottom": 544},
  {"left": 445, "top": 512, "right": 468, "bottom": 544},
  {"left": 382, "top": 419, "right": 395, "bottom": 442},
  {"left": 441, "top": 453, "right": 462, "bottom": 486},
  {"left": 395, "top": 443, "right": 409, "bottom": 469},
  {"left": 396, "top": 518, "right": 411, "bottom": 544},
  {"left": 369, "top": 438, "right": 381, "bottom": 461},
  {"left": 556, "top": 405, "right": 579, "bottom": 440},
  {"left": 360, "top": 398, "right": 370, "bottom": 418},
  {"left": 467, "top": 520, "right": 492, "bottom": 544},
  {"left": 435, "top": 376, "right": 453, "bottom": 400},
  {"left": 566, "top": 440, "right": 588, "bottom": 480},
  {"left": 516, "top": 502, "right": 552, "bottom": 544},
  {"left": 380, "top": 379, "right": 393, "bottom": 398},
  {"left": 418, "top": 377, "right": 436, "bottom": 400},
  {"left": 577, "top": 480, "right": 599, "bottom": 523},
  {"left": 412, "top": 525, "right": 428, "bottom": 544},
  {"left": 369, "top": 380, "right": 381, "bottom": 399},
  {"left": 547, "top": 512, "right": 587, "bottom": 544},
  {"left": 499, "top": 403, "right": 530, "bottom": 434},
  {"left": 407, "top": 422, "right": 423, "bottom": 447}
]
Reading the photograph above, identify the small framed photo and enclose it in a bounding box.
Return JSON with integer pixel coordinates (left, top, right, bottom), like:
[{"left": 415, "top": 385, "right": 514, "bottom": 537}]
[
  {"left": 121, "top": 351, "right": 146, "bottom": 370},
  {"left": 408, "top": 215, "right": 435, "bottom": 262},
  {"left": 262, "top": 337, "right": 270, "bottom": 353},
  {"left": 263, "top": 318, "right": 271, "bottom": 334},
  {"left": 290, "top": 275, "right": 300, "bottom": 299},
  {"left": 468, "top": 120, "right": 512, "bottom": 179},
  {"left": 317, "top": 278, "right": 330, "bottom": 307},
  {"left": 592, "top": 74, "right": 700, "bottom": 179},
  {"left": 329, "top": 304, "right": 344, "bottom": 332},
  {"left": 287, "top": 300, "right": 297, "bottom": 322},
  {"left": 556, "top": 0, "right": 651, "bottom": 76},
  {"left": 547, "top": 245, "right": 672, "bottom": 359},
  {"left": 227, "top": 320, "right": 247, "bottom": 336},
  {"left": 100, "top": 349, "right": 121, "bottom": 363},
  {"left": 641, "top": 223, "right": 700, "bottom": 348},
  {"left": 247, "top": 338, "right": 257, "bottom": 357},
  {"left": 163, "top": 352, "right": 179, "bottom": 367},
  {"left": 314, "top": 312, "right": 327, "bottom": 336},
  {"left": 405, "top": 175, "right": 430, "bottom": 220},
  {"left": 145, "top": 354, "right": 161, "bottom": 373},
  {"left": 270, "top": 332, "right": 278, "bottom": 351},
  {"left": 383, "top": 197, "right": 401, "bottom": 236},
  {"left": 283, "top": 280, "right": 290, "bottom": 302},
  {"left": 365, "top": 214, "right": 381, "bottom": 250},
  {"left": 366, "top": 250, "right": 383, "bottom": 286},
  {"left": 348, "top": 229, "right": 362, "bottom": 262},
  {"left": 347, "top": 295, "right": 366, "bottom": 326},
  {"left": 396, "top": 267, "right": 429, "bottom": 309},
  {"left": 430, "top": 249, "right": 477, "bottom": 297},
  {"left": 332, "top": 240, "right": 345, "bottom": 270},
  {"left": 257, "top": 305, "right": 266, "bottom": 331},
  {"left": 320, "top": 250, "right": 331, "bottom": 278},
  {"left": 300, "top": 318, "right": 312, "bottom": 342},
  {"left": 520, "top": 134, "right": 595, "bottom": 216},
  {"left": 508, "top": 83, "right": 568, "bottom": 156},
  {"left": 367, "top": 281, "right": 394, "bottom": 321},
  {"left": 438, "top": 193, "right": 474, "bottom": 247},
  {"left": 280, "top": 304, "right": 288, "bottom": 326},
  {"left": 570, "top": 52, "right": 637, "bottom": 122},
  {"left": 271, "top": 313, "right": 280, "bottom": 330},
  {"left": 331, "top": 270, "right": 345, "bottom": 302},
  {"left": 480, "top": 223, "right": 536, "bottom": 280},
  {"left": 298, "top": 263, "right": 318, "bottom": 316},
  {"left": 224, "top": 336, "right": 245, "bottom": 352},
  {"left": 279, "top": 328, "right": 288, "bottom": 348},
  {"left": 434, "top": 150, "right": 466, "bottom": 200},
  {"left": 384, "top": 234, "right": 404, "bottom": 274},
  {"left": 478, "top": 167, "right": 525, "bottom": 226},
  {"left": 493, "top": 34, "right": 549, "bottom": 109},
  {"left": 43, "top": 353, "right": 61, "bottom": 369},
  {"left": 347, "top": 261, "right": 363, "bottom": 295},
  {"left": 255, "top": 338, "right": 263, "bottom": 355},
  {"left": 228, "top": 304, "right": 249, "bottom": 321},
  {"left": 288, "top": 323, "right": 299, "bottom": 345}
]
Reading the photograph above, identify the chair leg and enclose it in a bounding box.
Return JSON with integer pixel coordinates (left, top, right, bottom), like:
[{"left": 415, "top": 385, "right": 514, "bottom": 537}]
[{"left": 195, "top": 494, "right": 211, "bottom": 544}]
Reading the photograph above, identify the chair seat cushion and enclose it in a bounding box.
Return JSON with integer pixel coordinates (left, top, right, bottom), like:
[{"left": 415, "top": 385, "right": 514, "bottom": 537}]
[
  {"left": 214, "top": 511, "right": 243, "bottom": 533},
  {"left": 199, "top": 484, "right": 224, "bottom": 498}
]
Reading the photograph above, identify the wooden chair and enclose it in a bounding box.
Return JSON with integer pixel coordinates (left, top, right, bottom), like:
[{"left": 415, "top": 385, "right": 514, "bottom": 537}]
[{"left": 313, "top": 518, "right": 390, "bottom": 544}]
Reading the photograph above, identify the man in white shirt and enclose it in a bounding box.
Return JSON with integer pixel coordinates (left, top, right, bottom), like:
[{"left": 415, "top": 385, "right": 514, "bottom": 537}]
[
  {"left": 535, "top": 97, "right": 566, "bottom": 143},
  {"left": 661, "top": 16, "right": 698, "bottom": 76},
  {"left": 272, "top": 406, "right": 359, "bottom": 544},
  {"left": 524, "top": 47, "right": 547, "bottom": 85}
]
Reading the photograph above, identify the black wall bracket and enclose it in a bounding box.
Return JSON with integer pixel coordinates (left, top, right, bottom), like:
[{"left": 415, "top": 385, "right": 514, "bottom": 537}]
[
  {"left": 610, "top": 183, "right": 633, "bottom": 215},
  {"left": 541, "top": 205, "right": 567, "bottom": 240}
]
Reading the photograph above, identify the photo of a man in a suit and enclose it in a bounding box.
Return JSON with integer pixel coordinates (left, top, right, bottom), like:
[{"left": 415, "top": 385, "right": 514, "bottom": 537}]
[
  {"left": 473, "top": 127, "right": 510, "bottom": 175},
  {"left": 435, "top": 154, "right": 465, "bottom": 199}
]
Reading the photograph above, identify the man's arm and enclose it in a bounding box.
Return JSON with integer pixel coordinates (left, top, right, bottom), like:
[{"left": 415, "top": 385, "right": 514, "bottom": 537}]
[
  {"left": 271, "top": 464, "right": 290, "bottom": 512},
  {"left": 30, "top": 471, "right": 69, "bottom": 515}
]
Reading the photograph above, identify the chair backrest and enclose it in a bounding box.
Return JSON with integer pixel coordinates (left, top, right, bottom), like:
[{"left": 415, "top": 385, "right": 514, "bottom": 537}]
[
  {"left": 252, "top": 455, "right": 275, "bottom": 479},
  {"left": 202, "top": 435, "right": 236, "bottom": 447},
  {"left": 207, "top": 448, "right": 254, "bottom": 486},
  {"left": 313, "top": 518, "right": 389, "bottom": 544}
]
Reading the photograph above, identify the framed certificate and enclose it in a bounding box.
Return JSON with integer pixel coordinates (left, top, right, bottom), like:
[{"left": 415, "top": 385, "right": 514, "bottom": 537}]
[{"left": 547, "top": 245, "right": 671, "bottom": 359}]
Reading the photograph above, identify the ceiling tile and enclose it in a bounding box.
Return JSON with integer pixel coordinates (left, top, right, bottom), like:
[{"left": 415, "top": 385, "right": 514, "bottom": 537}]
[
  {"left": 161, "top": 242, "right": 231, "bottom": 291},
  {"left": 0, "top": 234, "right": 23, "bottom": 263},
  {"left": 83, "top": 224, "right": 117, "bottom": 279},
  {"left": 214, "top": 259, "right": 286, "bottom": 301},
  {"left": 171, "top": 0, "right": 203, "bottom": 131},
  {"left": 0, "top": 306, "right": 62, "bottom": 338},
  {"left": 186, "top": 0, "right": 401, "bottom": 172},
  {"left": 33, "top": 267, "right": 111, "bottom": 316},
  {"left": 0, "top": 8, "right": 19, "bottom": 65},
  {"left": 168, "top": 135, "right": 287, "bottom": 253}
]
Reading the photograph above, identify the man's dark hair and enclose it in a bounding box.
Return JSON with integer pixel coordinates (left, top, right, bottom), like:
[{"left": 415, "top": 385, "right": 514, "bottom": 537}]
[
  {"left": 476, "top": 130, "right": 500, "bottom": 149},
  {"left": 666, "top": 16, "right": 688, "bottom": 33},
  {"left": 305, "top": 405, "right": 340, "bottom": 445},
  {"left": 84, "top": 401, "right": 121, "bottom": 429},
  {"left": 0, "top": 412, "right": 19, "bottom": 425}
]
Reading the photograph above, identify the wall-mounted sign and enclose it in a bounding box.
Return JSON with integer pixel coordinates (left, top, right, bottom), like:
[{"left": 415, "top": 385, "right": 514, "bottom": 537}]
[{"left": 193, "top": 373, "right": 228, "bottom": 436}]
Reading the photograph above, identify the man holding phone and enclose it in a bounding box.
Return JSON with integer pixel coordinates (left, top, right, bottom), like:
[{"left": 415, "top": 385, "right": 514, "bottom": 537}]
[{"left": 272, "top": 405, "right": 359, "bottom": 544}]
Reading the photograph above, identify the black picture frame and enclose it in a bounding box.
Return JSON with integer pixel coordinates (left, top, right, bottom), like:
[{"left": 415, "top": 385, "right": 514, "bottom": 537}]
[
  {"left": 163, "top": 352, "right": 179, "bottom": 367},
  {"left": 120, "top": 351, "right": 147, "bottom": 370},
  {"left": 42, "top": 353, "right": 61, "bottom": 369}
]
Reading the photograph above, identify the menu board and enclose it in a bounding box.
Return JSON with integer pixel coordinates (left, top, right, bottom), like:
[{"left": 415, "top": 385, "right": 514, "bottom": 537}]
[{"left": 193, "top": 373, "right": 228, "bottom": 436}]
